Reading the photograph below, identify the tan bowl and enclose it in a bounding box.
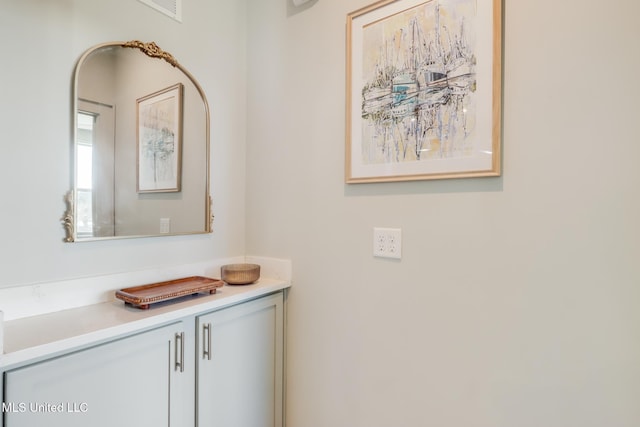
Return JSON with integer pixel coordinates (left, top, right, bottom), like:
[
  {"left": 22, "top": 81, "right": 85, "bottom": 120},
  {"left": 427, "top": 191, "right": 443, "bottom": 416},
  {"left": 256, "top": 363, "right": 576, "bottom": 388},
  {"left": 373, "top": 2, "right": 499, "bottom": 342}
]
[{"left": 221, "top": 263, "right": 260, "bottom": 285}]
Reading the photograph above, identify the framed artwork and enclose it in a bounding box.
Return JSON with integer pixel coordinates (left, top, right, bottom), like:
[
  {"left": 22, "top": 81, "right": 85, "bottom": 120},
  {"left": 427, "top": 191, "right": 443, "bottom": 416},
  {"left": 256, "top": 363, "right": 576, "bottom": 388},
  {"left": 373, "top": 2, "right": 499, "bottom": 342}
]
[
  {"left": 137, "top": 83, "right": 184, "bottom": 192},
  {"left": 346, "top": 0, "right": 502, "bottom": 183}
]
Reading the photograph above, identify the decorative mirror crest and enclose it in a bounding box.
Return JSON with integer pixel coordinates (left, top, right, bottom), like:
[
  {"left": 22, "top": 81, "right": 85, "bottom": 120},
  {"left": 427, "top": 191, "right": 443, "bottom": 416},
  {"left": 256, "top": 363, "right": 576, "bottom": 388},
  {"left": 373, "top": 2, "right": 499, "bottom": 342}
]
[
  {"left": 63, "top": 40, "right": 212, "bottom": 242},
  {"left": 122, "top": 40, "right": 178, "bottom": 67}
]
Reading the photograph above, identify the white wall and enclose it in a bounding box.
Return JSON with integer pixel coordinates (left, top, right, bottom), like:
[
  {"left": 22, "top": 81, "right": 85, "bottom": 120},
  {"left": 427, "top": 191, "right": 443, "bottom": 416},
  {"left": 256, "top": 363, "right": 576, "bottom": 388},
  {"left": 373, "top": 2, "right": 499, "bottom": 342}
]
[
  {"left": 0, "top": 0, "right": 247, "bottom": 287},
  {"left": 245, "top": 0, "right": 640, "bottom": 426}
]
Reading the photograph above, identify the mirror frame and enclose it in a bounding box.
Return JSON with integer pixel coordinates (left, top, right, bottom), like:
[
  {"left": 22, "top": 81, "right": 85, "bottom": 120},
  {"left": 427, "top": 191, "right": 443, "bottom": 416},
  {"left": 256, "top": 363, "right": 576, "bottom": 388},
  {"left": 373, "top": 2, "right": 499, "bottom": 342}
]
[{"left": 63, "top": 41, "right": 213, "bottom": 242}]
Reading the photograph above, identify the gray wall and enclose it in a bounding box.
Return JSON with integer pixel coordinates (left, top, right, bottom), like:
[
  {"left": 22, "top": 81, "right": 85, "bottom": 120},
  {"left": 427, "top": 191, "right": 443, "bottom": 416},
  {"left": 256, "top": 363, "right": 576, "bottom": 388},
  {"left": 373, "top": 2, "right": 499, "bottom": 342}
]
[
  {"left": 0, "top": 0, "right": 247, "bottom": 285},
  {"left": 245, "top": 0, "right": 640, "bottom": 426}
]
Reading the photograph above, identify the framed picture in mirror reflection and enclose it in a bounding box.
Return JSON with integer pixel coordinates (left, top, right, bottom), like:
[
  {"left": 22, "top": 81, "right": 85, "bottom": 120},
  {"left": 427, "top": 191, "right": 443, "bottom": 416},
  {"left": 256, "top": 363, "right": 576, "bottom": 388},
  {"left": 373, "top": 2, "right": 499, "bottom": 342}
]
[{"left": 137, "top": 83, "right": 184, "bottom": 193}]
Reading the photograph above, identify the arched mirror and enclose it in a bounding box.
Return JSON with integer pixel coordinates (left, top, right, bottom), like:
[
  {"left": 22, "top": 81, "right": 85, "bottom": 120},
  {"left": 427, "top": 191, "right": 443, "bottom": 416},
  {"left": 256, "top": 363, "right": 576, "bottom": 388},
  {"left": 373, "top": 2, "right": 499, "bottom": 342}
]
[{"left": 63, "top": 41, "right": 212, "bottom": 242}]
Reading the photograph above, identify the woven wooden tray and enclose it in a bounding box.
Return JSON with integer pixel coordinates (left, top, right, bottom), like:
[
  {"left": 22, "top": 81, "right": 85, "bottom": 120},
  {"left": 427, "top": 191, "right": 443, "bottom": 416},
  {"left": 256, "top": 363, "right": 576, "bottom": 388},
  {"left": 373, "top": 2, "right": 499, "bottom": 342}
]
[{"left": 116, "top": 276, "right": 224, "bottom": 309}]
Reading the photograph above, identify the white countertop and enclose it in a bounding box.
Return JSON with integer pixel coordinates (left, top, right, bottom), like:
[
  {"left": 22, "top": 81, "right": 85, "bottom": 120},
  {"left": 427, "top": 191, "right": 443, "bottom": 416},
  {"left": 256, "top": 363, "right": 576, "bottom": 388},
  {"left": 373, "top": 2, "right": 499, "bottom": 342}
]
[{"left": 1, "top": 278, "right": 290, "bottom": 369}]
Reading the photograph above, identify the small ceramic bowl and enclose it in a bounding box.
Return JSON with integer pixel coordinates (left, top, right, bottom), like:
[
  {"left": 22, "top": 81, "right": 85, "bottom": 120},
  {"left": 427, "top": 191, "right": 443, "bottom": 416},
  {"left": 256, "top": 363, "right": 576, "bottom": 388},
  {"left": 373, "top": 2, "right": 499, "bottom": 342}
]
[{"left": 221, "top": 263, "right": 260, "bottom": 285}]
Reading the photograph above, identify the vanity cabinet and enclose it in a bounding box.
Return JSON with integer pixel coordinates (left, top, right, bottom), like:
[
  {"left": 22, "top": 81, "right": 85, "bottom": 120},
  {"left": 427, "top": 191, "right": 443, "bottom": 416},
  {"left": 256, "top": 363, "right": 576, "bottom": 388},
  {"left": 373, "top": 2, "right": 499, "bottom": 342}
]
[
  {"left": 3, "top": 322, "right": 188, "bottom": 427},
  {"left": 196, "top": 292, "right": 284, "bottom": 427},
  {"left": 1, "top": 290, "right": 285, "bottom": 427}
]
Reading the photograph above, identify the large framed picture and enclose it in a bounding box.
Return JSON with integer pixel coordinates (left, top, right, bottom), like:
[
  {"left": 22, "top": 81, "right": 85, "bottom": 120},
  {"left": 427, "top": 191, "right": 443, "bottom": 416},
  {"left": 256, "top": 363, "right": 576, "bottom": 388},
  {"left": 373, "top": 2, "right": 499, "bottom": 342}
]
[
  {"left": 346, "top": 0, "right": 502, "bottom": 183},
  {"left": 137, "top": 83, "right": 184, "bottom": 193}
]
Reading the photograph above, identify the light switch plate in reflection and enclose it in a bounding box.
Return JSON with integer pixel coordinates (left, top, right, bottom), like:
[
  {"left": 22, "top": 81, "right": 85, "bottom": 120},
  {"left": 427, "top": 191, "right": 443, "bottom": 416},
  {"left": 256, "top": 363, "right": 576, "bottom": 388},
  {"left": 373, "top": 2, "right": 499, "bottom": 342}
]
[{"left": 160, "top": 218, "right": 171, "bottom": 234}]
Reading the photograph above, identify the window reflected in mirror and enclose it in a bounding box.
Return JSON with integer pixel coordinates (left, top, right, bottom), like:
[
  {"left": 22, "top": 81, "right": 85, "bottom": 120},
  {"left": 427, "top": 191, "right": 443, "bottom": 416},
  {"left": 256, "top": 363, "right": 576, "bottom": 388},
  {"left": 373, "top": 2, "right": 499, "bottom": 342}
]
[{"left": 76, "top": 111, "right": 95, "bottom": 237}]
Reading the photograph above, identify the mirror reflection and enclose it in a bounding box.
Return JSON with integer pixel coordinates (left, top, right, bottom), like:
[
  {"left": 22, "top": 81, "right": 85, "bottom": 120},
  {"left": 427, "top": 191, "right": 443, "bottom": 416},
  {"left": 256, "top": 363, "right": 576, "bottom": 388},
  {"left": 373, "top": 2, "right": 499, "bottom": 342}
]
[{"left": 64, "top": 41, "right": 211, "bottom": 242}]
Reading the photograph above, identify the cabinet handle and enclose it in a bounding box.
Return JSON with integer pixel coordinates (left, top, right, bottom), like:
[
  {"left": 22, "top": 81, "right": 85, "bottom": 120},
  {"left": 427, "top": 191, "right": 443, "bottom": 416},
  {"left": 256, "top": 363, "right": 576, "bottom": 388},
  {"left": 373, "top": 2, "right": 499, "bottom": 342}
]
[
  {"left": 175, "top": 332, "right": 185, "bottom": 372},
  {"left": 203, "top": 323, "right": 212, "bottom": 360}
]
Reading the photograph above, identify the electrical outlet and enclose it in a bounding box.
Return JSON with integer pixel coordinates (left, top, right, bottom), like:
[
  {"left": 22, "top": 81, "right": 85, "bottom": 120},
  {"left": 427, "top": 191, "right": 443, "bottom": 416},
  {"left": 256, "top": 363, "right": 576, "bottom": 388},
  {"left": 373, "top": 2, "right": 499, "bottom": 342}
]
[
  {"left": 373, "top": 227, "right": 402, "bottom": 259},
  {"left": 160, "top": 218, "right": 171, "bottom": 234}
]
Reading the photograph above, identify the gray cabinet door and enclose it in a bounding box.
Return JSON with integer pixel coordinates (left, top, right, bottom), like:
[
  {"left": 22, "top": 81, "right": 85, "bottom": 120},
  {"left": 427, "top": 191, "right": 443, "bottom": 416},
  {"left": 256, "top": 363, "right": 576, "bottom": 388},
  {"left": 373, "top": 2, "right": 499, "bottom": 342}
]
[
  {"left": 197, "top": 293, "right": 284, "bottom": 427},
  {"left": 3, "top": 322, "right": 187, "bottom": 427}
]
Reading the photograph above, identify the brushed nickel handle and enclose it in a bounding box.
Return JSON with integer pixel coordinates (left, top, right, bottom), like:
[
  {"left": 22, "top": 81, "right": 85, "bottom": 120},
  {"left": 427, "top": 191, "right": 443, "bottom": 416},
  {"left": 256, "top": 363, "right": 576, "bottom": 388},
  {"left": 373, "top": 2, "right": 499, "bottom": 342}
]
[
  {"left": 175, "top": 332, "right": 185, "bottom": 372},
  {"left": 203, "top": 323, "right": 212, "bottom": 360}
]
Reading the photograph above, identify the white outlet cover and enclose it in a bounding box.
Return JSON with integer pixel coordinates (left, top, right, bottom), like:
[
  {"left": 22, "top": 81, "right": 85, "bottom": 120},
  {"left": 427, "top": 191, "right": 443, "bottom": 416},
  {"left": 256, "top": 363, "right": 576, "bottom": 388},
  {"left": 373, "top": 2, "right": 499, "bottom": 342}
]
[{"left": 373, "top": 227, "right": 402, "bottom": 259}]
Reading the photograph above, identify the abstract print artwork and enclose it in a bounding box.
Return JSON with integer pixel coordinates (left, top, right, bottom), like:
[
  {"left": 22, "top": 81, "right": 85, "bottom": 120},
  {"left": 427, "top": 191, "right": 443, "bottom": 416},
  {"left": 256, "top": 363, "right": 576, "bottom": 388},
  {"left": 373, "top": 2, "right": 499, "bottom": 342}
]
[
  {"left": 137, "top": 83, "right": 183, "bottom": 192},
  {"left": 346, "top": 0, "right": 501, "bottom": 182}
]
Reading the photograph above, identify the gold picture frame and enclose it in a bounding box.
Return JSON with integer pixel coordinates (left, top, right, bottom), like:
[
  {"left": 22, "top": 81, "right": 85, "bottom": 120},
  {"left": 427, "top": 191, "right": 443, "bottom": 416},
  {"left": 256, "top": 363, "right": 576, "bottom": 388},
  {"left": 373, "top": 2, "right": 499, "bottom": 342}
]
[{"left": 346, "top": 0, "right": 502, "bottom": 183}]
